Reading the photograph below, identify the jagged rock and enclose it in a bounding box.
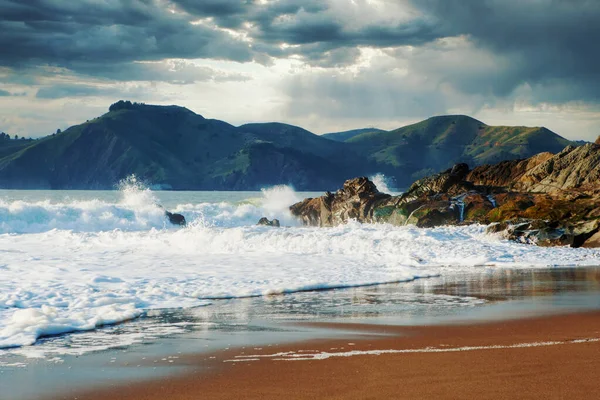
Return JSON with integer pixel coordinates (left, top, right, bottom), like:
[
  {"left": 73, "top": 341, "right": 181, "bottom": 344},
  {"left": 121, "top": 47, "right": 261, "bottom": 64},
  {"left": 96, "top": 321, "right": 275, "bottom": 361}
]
[
  {"left": 467, "top": 153, "right": 553, "bottom": 189},
  {"left": 165, "top": 211, "right": 186, "bottom": 226},
  {"left": 290, "top": 177, "right": 392, "bottom": 226},
  {"left": 257, "top": 217, "right": 280, "bottom": 227},
  {"left": 290, "top": 144, "right": 600, "bottom": 248},
  {"left": 517, "top": 143, "right": 600, "bottom": 195},
  {"left": 400, "top": 163, "right": 472, "bottom": 203}
]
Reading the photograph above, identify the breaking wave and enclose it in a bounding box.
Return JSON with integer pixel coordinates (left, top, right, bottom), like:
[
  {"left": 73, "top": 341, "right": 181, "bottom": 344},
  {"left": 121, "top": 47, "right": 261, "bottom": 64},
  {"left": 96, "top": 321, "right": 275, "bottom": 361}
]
[{"left": 1, "top": 179, "right": 599, "bottom": 350}]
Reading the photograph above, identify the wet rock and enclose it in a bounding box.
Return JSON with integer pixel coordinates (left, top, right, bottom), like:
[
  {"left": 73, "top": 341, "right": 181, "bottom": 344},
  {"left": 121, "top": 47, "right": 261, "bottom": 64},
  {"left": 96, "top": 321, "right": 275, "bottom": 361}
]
[
  {"left": 165, "top": 211, "right": 186, "bottom": 226},
  {"left": 290, "top": 144, "right": 600, "bottom": 247},
  {"left": 290, "top": 177, "right": 392, "bottom": 226},
  {"left": 400, "top": 163, "right": 472, "bottom": 203},
  {"left": 415, "top": 207, "right": 459, "bottom": 228},
  {"left": 486, "top": 219, "right": 600, "bottom": 248},
  {"left": 462, "top": 193, "right": 496, "bottom": 223},
  {"left": 257, "top": 217, "right": 280, "bottom": 227}
]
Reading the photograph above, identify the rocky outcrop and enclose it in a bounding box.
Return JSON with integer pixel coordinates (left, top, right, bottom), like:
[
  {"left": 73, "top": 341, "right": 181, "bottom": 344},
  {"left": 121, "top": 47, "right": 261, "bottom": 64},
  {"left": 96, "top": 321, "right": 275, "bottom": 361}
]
[
  {"left": 289, "top": 177, "right": 392, "bottom": 226},
  {"left": 290, "top": 142, "right": 600, "bottom": 248},
  {"left": 517, "top": 144, "right": 600, "bottom": 195},
  {"left": 466, "top": 153, "right": 553, "bottom": 189},
  {"left": 400, "top": 163, "right": 472, "bottom": 202},
  {"left": 469, "top": 144, "right": 600, "bottom": 196},
  {"left": 257, "top": 217, "right": 280, "bottom": 227}
]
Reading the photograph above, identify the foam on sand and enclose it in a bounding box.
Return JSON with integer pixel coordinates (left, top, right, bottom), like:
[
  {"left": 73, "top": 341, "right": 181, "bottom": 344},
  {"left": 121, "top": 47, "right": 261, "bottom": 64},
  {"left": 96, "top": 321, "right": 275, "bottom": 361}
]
[{"left": 227, "top": 338, "right": 600, "bottom": 362}]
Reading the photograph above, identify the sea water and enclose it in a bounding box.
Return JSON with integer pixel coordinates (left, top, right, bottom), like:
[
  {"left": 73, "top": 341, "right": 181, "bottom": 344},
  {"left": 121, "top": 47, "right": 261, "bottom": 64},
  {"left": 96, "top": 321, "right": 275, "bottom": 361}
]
[{"left": 1, "top": 178, "right": 600, "bottom": 357}]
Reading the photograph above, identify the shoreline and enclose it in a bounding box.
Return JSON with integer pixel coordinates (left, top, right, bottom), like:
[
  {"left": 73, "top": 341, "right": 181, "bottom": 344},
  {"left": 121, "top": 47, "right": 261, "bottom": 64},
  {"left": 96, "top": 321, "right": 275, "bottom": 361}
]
[
  {"left": 3, "top": 266, "right": 599, "bottom": 400},
  {"left": 48, "top": 310, "right": 600, "bottom": 400}
]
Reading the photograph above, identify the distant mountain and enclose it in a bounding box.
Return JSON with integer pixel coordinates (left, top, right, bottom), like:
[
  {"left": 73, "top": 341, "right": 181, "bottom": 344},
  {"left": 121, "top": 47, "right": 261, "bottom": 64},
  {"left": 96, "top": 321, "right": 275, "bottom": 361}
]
[
  {"left": 0, "top": 103, "right": 577, "bottom": 190},
  {"left": 322, "top": 128, "right": 385, "bottom": 142},
  {"left": 573, "top": 140, "right": 591, "bottom": 146},
  {"left": 0, "top": 102, "right": 373, "bottom": 190},
  {"left": 346, "top": 115, "right": 573, "bottom": 183}
]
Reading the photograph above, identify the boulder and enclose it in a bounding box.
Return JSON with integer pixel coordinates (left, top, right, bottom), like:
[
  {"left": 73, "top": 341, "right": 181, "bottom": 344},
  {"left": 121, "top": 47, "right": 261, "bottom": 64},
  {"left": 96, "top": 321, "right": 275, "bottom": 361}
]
[
  {"left": 165, "top": 211, "right": 186, "bottom": 226},
  {"left": 257, "top": 217, "right": 280, "bottom": 227}
]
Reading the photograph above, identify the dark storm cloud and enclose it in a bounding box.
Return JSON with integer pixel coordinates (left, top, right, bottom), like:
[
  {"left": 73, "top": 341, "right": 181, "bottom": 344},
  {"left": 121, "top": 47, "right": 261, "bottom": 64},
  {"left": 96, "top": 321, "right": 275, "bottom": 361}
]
[
  {"left": 2, "top": 0, "right": 599, "bottom": 107},
  {"left": 172, "top": 0, "right": 328, "bottom": 29},
  {"left": 411, "top": 0, "right": 600, "bottom": 103},
  {"left": 0, "top": 0, "right": 254, "bottom": 72},
  {"left": 0, "top": 0, "right": 443, "bottom": 73},
  {"left": 173, "top": 0, "right": 441, "bottom": 65}
]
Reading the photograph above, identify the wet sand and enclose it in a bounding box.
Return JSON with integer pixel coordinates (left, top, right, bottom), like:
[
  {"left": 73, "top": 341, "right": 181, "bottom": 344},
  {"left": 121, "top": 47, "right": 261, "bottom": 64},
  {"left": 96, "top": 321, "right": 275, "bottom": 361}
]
[{"left": 50, "top": 311, "right": 600, "bottom": 400}]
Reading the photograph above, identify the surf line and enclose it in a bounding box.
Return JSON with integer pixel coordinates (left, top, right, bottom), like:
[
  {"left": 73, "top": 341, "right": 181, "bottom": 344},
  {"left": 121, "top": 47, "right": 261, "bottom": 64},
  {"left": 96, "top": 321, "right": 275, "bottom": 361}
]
[{"left": 224, "top": 337, "right": 600, "bottom": 362}]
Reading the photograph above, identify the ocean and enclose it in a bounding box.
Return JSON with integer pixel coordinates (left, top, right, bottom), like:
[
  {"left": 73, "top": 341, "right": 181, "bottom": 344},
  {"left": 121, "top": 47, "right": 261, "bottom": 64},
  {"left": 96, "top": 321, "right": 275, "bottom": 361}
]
[{"left": 1, "top": 178, "right": 600, "bottom": 363}]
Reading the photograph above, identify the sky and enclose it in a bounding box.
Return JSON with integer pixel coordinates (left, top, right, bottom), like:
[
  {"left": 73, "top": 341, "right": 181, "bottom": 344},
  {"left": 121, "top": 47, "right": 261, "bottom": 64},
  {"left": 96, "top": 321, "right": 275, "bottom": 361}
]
[{"left": 1, "top": 0, "right": 599, "bottom": 140}]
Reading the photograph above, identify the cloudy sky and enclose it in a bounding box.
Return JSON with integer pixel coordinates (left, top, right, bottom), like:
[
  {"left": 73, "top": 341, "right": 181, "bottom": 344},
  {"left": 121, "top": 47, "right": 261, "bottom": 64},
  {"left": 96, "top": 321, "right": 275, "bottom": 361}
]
[{"left": 1, "top": 0, "right": 599, "bottom": 140}]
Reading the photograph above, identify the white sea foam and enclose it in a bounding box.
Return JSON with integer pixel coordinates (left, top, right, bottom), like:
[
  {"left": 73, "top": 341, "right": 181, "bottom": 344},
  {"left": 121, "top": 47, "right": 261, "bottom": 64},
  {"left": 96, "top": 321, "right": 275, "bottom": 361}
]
[
  {"left": 1, "top": 183, "right": 600, "bottom": 351},
  {"left": 369, "top": 173, "right": 397, "bottom": 194},
  {"left": 228, "top": 338, "right": 600, "bottom": 362},
  {"left": 0, "top": 182, "right": 302, "bottom": 234}
]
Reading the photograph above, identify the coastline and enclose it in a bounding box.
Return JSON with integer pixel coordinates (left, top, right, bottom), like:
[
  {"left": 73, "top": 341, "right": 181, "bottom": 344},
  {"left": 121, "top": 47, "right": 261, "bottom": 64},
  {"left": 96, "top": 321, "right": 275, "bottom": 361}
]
[
  {"left": 48, "top": 310, "right": 600, "bottom": 400},
  {"left": 3, "top": 267, "right": 599, "bottom": 400}
]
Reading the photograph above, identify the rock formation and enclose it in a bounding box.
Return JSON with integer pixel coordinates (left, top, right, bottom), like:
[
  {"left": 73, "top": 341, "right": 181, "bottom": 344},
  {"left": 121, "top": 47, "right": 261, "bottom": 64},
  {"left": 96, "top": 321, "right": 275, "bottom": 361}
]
[
  {"left": 257, "top": 217, "right": 280, "bottom": 227},
  {"left": 469, "top": 143, "right": 600, "bottom": 196},
  {"left": 289, "top": 177, "right": 392, "bottom": 227},
  {"left": 290, "top": 142, "right": 600, "bottom": 247}
]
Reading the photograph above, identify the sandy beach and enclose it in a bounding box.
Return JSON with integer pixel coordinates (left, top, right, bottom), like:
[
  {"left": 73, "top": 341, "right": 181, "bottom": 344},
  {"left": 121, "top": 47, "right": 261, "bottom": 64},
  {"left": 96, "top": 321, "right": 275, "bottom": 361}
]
[{"left": 48, "top": 310, "right": 600, "bottom": 400}]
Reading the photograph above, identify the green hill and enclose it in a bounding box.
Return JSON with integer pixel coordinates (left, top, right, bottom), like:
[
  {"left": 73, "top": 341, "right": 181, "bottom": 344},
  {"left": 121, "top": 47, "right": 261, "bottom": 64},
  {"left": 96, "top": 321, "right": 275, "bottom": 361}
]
[
  {"left": 0, "top": 102, "right": 371, "bottom": 190},
  {"left": 347, "top": 115, "right": 573, "bottom": 184},
  {"left": 0, "top": 105, "right": 576, "bottom": 190},
  {"left": 0, "top": 133, "right": 36, "bottom": 158},
  {"left": 322, "top": 128, "right": 385, "bottom": 142}
]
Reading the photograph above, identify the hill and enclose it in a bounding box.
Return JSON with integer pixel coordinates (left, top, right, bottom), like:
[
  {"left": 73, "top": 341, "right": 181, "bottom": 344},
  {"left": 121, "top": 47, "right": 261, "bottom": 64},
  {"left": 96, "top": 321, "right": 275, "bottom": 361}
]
[
  {"left": 347, "top": 115, "right": 573, "bottom": 185},
  {"left": 0, "top": 104, "right": 577, "bottom": 190},
  {"left": 0, "top": 102, "right": 372, "bottom": 190},
  {"left": 322, "top": 128, "right": 385, "bottom": 142}
]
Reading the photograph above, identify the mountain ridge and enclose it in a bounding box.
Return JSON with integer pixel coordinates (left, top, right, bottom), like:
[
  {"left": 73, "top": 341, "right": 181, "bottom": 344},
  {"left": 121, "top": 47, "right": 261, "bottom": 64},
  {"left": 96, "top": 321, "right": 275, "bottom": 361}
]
[
  {"left": 0, "top": 102, "right": 577, "bottom": 190},
  {"left": 322, "top": 128, "right": 385, "bottom": 142}
]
